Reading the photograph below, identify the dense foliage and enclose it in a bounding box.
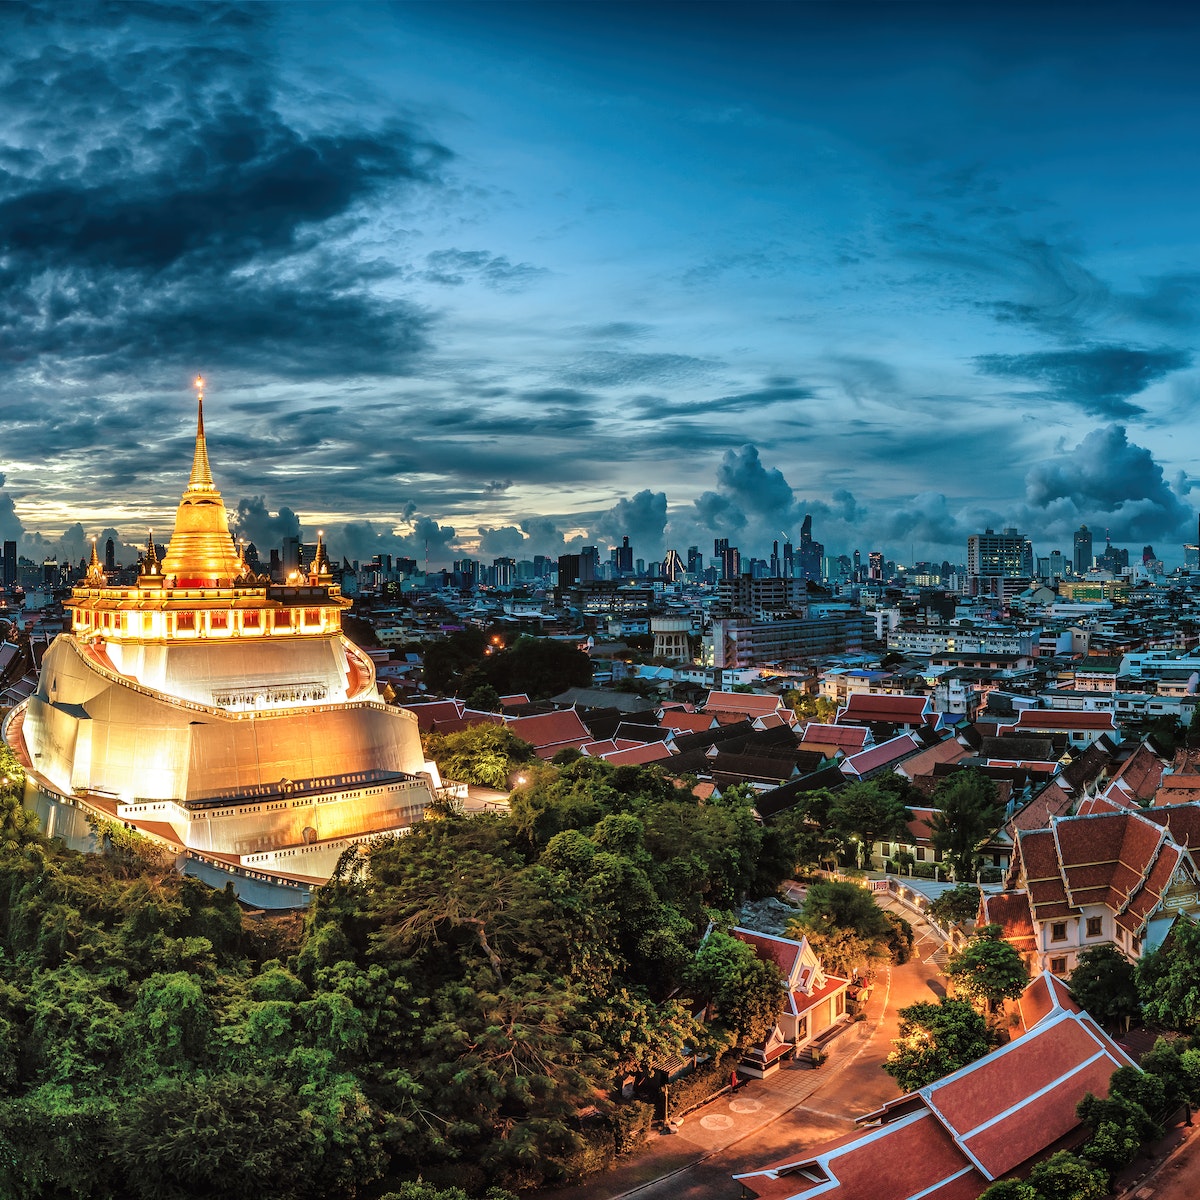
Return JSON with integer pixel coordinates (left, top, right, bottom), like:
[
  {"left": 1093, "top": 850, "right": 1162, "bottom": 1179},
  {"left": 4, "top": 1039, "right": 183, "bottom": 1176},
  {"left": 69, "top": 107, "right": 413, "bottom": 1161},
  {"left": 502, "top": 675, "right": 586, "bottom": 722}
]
[
  {"left": 0, "top": 757, "right": 796, "bottom": 1198},
  {"left": 423, "top": 725, "right": 536, "bottom": 791},
  {"left": 422, "top": 631, "right": 591, "bottom": 701},
  {"left": 927, "top": 883, "right": 982, "bottom": 929},
  {"left": 944, "top": 924, "right": 1029, "bottom": 1013},
  {"left": 928, "top": 770, "right": 1003, "bottom": 880},
  {"left": 1135, "top": 915, "right": 1200, "bottom": 1033},
  {"left": 882, "top": 998, "right": 995, "bottom": 1092},
  {"left": 787, "top": 880, "right": 897, "bottom": 977},
  {"left": 1068, "top": 944, "right": 1140, "bottom": 1033}
]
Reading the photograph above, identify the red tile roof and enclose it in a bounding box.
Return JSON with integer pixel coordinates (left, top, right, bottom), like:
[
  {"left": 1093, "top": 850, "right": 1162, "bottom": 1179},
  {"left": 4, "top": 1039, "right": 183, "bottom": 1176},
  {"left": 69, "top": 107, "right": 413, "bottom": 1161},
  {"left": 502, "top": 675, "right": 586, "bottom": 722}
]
[
  {"left": 737, "top": 1108, "right": 983, "bottom": 1200},
  {"left": 896, "top": 738, "right": 969, "bottom": 779},
  {"left": 504, "top": 709, "right": 592, "bottom": 757},
  {"left": 402, "top": 699, "right": 464, "bottom": 731},
  {"left": 839, "top": 693, "right": 932, "bottom": 725},
  {"left": 801, "top": 723, "right": 869, "bottom": 751},
  {"left": 1004, "top": 711, "right": 1118, "bottom": 732},
  {"left": 602, "top": 742, "right": 674, "bottom": 766},
  {"left": 705, "top": 690, "right": 783, "bottom": 716},
  {"left": 841, "top": 733, "right": 923, "bottom": 778},
  {"left": 658, "top": 711, "right": 719, "bottom": 734},
  {"left": 981, "top": 890, "right": 1037, "bottom": 955}
]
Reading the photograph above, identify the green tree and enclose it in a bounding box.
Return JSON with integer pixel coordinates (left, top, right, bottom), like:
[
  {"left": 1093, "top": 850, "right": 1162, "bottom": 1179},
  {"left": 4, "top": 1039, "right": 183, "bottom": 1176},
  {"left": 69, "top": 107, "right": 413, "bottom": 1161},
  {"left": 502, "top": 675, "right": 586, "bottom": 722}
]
[
  {"left": 483, "top": 635, "right": 592, "bottom": 700},
  {"left": 783, "top": 691, "right": 837, "bottom": 724},
  {"left": 883, "top": 911, "right": 915, "bottom": 965},
  {"left": 978, "top": 1182, "right": 1038, "bottom": 1200},
  {"left": 1026, "top": 1150, "right": 1108, "bottom": 1200},
  {"left": 788, "top": 879, "right": 895, "bottom": 976},
  {"left": 1068, "top": 944, "right": 1140, "bottom": 1033},
  {"left": 928, "top": 883, "right": 982, "bottom": 929},
  {"left": 1136, "top": 915, "right": 1200, "bottom": 1032},
  {"left": 425, "top": 724, "right": 536, "bottom": 790},
  {"left": 422, "top": 628, "right": 489, "bottom": 693},
  {"left": 929, "top": 770, "right": 1003, "bottom": 880},
  {"left": 944, "top": 926, "right": 1029, "bottom": 1013},
  {"left": 883, "top": 998, "right": 994, "bottom": 1091},
  {"left": 683, "top": 931, "right": 782, "bottom": 1050},
  {"left": 826, "top": 781, "right": 911, "bottom": 865}
]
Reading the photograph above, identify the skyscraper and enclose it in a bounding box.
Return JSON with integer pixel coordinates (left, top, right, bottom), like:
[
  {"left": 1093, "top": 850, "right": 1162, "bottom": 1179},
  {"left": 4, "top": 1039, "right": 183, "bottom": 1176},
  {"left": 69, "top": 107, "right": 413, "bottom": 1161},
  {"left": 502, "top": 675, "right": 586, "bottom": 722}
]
[
  {"left": 104, "top": 538, "right": 115, "bottom": 572},
  {"left": 1073, "top": 525, "right": 1093, "bottom": 575},
  {"left": 968, "top": 528, "right": 1034, "bottom": 580},
  {"left": 798, "top": 514, "right": 824, "bottom": 581},
  {"left": 1, "top": 540, "right": 15, "bottom": 588}
]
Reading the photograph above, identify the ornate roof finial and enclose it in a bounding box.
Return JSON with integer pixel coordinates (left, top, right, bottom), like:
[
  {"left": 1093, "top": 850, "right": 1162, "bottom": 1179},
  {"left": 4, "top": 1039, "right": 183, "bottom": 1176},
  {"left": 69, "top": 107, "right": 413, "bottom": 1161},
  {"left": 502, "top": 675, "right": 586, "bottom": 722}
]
[
  {"left": 143, "top": 529, "right": 161, "bottom": 575},
  {"left": 85, "top": 537, "right": 106, "bottom": 586},
  {"left": 188, "top": 374, "right": 214, "bottom": 491}
]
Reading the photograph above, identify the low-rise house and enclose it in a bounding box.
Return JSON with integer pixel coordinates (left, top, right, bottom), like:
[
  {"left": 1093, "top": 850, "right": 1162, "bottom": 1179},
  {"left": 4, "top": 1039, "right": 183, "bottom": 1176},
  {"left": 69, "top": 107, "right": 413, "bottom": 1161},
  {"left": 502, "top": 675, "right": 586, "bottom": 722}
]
[
  {"left": 997, "top": 709, "right": 1119, "bottom": 750},
  {"left": 734, "top": 972, "right": 1137, "bottom": 1200},
  {"left": 729, "top": 928, "right": 849, "bottom": 1078}
]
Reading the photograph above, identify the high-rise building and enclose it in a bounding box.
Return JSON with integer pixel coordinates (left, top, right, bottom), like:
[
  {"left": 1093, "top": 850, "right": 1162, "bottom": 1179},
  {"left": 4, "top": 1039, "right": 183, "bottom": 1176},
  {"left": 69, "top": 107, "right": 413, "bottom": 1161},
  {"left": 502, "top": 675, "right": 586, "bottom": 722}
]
[
  {"left": 612, "top": 536, "right": 633, "bottom": 576},
  {"left": 1, "top": 540, "right": 15, "bottom": 588},
  {"left": 687, "top": 545, "right": 702, "bottom": 577},
  {"left": 662, "top": 548, "right": 685, "bottom": 582},
  {"left": 798, "top": 514, "right": 824, "bottom": 581},
  {"left": 868, "top": 551, "right": 884, "bottom": 581},
  {"left": 493, "top": 557, "right": 516, "bottom": 587},
  {"left": 782, "top": 541, "right": 795, "bottom": 579},
  {"left": 580, "top": 546, "right": 600, "bottom": 582},
  {"left": 1073, "top": 525, "right": 1093, "bottom": 575},
  {"left": 104, "top": 538, "right": 115, "bottom": 572},
  {"left": 770, "top": 540, "right": 781, "bottom": 578},
  {"left": 967, "top": 528, "right": 1034, "bottom": 581},
  {"left": 715, "top": 539, "right": 741, "bottom": 580}
]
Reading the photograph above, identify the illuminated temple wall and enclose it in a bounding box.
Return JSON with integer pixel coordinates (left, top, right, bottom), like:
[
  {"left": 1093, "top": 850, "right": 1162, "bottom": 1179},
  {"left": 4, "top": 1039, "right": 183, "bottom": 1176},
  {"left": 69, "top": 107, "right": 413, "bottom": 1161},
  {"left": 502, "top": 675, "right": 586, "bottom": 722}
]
[
  {"left": 23, "top": 635, "right": 428, "bottom": 806},
  {"left": 105, "top": 636, "right": 359, "bottom": 707}
]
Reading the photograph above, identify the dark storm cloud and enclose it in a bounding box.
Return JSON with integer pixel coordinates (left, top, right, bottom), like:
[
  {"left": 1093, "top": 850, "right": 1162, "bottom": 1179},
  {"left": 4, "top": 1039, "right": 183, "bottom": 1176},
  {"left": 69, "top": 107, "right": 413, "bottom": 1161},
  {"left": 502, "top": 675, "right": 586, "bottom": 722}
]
[
  {"left": 231, "top": 495, "right": 302, "bottom": 548},
  {"left": 1023, "top": 424, "right": 1190, "bottom": 541},
  {"left": 420, "top": 249, "right": 548, "bottom": 291},
  {"left": 973, "top": 345, "right": 1191, "bottom": 419},
  {"left": 592, "top": 489, "right": 668, "bottom": 555},
  {"left": 0, "top": 4, "right": 447, "bottom": 386}
]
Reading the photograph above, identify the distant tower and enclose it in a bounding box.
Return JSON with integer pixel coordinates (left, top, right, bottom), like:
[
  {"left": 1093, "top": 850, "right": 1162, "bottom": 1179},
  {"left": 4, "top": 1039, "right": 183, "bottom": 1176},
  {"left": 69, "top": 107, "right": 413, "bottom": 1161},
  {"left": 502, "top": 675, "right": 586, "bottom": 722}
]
[
  {"left": 104, "top": 538, "right": 115, "bottom": 572},
  {"left": 2, "top": 539, "right": 15, "bottom": 588},
  {"left": 1073, "top": 524, "right": 1092, "bottom": 575}
]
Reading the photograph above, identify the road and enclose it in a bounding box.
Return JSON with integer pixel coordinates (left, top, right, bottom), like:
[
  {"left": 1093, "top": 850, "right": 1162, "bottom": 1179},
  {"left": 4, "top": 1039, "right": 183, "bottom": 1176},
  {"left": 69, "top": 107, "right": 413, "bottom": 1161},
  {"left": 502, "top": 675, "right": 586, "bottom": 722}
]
[{"left": 545, "top": 893, "right": 946, "bottom": 1200}]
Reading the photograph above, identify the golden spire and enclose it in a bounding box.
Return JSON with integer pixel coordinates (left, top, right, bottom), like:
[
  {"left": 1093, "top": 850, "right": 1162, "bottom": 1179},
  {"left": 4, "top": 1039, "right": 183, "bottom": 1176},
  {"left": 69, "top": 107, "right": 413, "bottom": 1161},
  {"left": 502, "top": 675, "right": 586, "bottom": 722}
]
[
  {"left": 141, "top": 529, "right": 161, "bottom": 577},
  {"left": 187, "top": 375, "right": 215, "bottom": 491},
  {"left": 85, "top": 537, "right": 105, "bottom": 586},
  {"left": 162, "top": 379, "right": 244, "bottom": 587}
]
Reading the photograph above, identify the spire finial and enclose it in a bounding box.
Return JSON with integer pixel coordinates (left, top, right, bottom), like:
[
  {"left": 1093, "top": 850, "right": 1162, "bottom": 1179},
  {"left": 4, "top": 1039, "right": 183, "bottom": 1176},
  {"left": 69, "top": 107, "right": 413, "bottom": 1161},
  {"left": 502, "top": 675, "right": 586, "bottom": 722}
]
[{"left": 187, "top": 374, "right": 214, "bottom": 490}]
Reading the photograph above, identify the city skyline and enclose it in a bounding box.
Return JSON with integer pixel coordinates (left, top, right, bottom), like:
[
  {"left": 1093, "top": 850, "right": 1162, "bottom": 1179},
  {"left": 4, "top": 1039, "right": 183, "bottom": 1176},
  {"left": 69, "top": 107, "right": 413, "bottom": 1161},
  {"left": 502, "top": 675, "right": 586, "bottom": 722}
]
[{"left": 1, "top": 2, "right": 1199, "bottom": 567}]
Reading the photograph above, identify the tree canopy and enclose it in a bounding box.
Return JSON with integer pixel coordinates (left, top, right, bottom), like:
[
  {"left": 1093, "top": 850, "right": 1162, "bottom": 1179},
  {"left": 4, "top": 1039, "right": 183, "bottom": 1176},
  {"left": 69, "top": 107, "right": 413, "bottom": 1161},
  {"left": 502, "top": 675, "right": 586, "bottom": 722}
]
[
  {"left": 928, "top": 770, "right": 1003, "bottom": 881},
  {"left": 1068, "top": 945, "right": 1140, "bottom": 1033},
  {"left": 883, "top": 998, "right": 994, "bottom": 1092},
  {"left": 944, "top": 925, "right": 1028, "bottom": 1013},
  {"left": 0, "top": 755, "right": 803, "bottom": 1197},
  {"left": 1135, "top": 915, "right": 1200, "bottom": 1033}
]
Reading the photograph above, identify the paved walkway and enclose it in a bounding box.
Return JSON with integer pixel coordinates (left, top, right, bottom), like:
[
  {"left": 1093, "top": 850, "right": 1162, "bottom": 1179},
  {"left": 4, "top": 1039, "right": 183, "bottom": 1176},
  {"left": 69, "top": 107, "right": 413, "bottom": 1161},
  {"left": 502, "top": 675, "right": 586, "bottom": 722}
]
[{"left": 544, "top": 904, "right": 947, "bottom": 1200}]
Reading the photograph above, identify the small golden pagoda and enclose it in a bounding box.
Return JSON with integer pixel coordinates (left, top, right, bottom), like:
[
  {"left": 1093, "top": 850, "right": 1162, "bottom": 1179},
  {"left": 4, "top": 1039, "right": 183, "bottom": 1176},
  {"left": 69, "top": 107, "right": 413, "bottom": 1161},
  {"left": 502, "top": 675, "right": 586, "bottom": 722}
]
[{"left": 4, "top": 379, "right": 435, "bottom": 892}]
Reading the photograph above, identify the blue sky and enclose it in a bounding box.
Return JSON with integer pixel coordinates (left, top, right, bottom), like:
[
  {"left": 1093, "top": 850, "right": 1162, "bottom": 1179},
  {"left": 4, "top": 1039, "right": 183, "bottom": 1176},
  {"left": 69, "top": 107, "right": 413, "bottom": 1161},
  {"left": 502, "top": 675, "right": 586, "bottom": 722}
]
[{"left": 0, "top": 1, "right": 1198, "bottom": 568}]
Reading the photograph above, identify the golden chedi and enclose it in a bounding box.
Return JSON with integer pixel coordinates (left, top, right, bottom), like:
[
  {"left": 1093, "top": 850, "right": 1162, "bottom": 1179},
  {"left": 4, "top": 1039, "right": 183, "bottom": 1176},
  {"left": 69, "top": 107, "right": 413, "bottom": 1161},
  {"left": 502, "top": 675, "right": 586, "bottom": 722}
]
[{"left": 3, "top": 378, "right": 435, "bottom": 893}]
